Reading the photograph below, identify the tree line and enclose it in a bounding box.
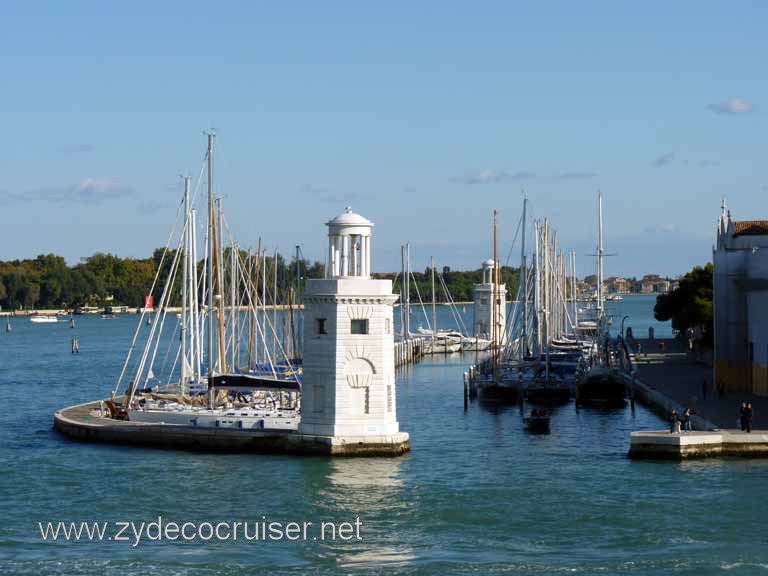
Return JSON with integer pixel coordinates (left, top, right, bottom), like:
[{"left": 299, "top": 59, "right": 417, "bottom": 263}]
[
  {"left": 0, "top": 251, "right": 517, "bottom": 311},
  {"left": 389, "top": 266, "right": 521, "bottom": 304}
]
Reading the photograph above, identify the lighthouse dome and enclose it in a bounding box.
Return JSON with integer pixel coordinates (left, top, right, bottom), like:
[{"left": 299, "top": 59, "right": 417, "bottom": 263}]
[
  {"left": 327, "top": 207, "right": 373, "bottom": 228},
  {"left": 325, "top": 207, "right": 373, "bottom": 278}
]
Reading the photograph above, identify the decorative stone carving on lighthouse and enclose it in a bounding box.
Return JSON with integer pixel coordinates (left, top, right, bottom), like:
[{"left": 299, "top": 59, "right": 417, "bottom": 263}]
[{"left": 300, "top": 208, "right": 403, "bottom": 440}]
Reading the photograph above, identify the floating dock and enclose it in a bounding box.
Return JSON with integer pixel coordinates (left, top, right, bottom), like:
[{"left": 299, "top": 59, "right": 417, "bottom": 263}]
[
  {"left": 629, "top": 430, "right": 768, "bottom": 460},
  {"left": 54, "top": 401, "right": 410, "bottom": 457}
]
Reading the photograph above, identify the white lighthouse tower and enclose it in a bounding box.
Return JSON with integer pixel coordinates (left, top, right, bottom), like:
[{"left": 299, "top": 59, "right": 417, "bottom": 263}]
[
  {"left": 473, "top": 259, "right": 507, "bottom": 345},
  {"left": 299, "top": 208, "right": 409, "bottom": 455}
]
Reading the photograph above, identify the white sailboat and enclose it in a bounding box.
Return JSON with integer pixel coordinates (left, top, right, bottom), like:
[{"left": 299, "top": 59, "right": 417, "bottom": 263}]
[{"left": 105, "top": 135, "right": 301, "bottom": 431}]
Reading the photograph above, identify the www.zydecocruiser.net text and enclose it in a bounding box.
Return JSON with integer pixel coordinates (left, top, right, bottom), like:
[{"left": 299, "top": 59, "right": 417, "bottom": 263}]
[{"left": 38, "top": 516, "right": 363, "bottom": 547}]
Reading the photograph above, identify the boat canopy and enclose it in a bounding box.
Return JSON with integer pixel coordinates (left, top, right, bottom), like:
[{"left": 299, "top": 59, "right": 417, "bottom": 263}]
[{"left": 209, "top": 373, "right": 300, "bottom": 392}]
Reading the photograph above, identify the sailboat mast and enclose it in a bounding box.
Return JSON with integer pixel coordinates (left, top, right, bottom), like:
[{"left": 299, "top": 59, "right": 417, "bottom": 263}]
[
  {"left": 287, "top": 286, "right": 295, "bottom": 358},
  {"left": 261, "top": 249, "right": 266, "bottom": 364},
  {"left": 492, "top": 209, "right": 498, "bottom": 363},
  {"left": 295, "top": 244, "right": 302, "bottom": 359},
  {"left": 521, "top": 195, "right": 527, "bottom": 355},
  {"left": 247, "top": 249, "right": 254, "bottom": 369},
  {"left": 273, "top": 248, "right": 278, "bottom": 362},
  {"left": 206, "top": 133, "right": 215, "bottom": 378},
  {"left": 181, "top": 176, "right": 190, "bottom": 392},
  {"left": 553, "top": 231, "right": 559, "bottom": 340},
  {"left": 544, "top": 219, "right": 550, "bottom": 383},
  {"left": 215, "top": 198, "right": 227, "bottom": 373},
  {"left": 405, "top": 243, "right": 411, "bottom": 340},
  {"left": 431, "top": 256, "right": 436, "bottom": 334},
  {"left": 534, "top": 221, "right": 541, "bottom": 353},
  {"left": 597, "top": 191, "right": 604, "bottom": 323},
  {"left": 191, "top": 208, "right": 201, "bottom": 382},
  {"left": 571, "top": 249, "right": 578, "bottom": 332},
  {"left": 230, "top": 238, "right": 237, "bottom": 370},
  {"left": 400, "top": 245, "right": 405, "bottom": 338}
]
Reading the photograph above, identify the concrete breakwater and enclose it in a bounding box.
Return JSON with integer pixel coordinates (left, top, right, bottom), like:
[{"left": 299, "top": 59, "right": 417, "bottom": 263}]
[
  {"left": 54, "top": 401, "right": 410, "bottom": 457},
  {"left": 629, "top": 430, "right": 768, "bottom": 459},
  {"left": 626, "top": 338, "right": 768, "bottom": 459},
  {"left": 624, "top": 373, "right": 717, "bottom": 432}
]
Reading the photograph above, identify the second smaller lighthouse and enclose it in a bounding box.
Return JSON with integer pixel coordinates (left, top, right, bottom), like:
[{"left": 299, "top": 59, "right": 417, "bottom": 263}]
[{"left": 473, "top": 259, "right": 506, "bottom": 346}]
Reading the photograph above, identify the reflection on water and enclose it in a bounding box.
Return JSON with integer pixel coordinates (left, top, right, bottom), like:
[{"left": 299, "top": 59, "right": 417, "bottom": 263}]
[
  {"left": 317, "top": 458, "right": 416, "bottom": 569},
  {"left": 321, "top": 458, "right": 405, "bottom": 512}
]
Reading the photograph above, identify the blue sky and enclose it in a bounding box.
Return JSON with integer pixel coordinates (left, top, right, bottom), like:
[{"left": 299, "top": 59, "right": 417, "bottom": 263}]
[{"left": 1, "top": 1, "right": 765, "bottom": 277}]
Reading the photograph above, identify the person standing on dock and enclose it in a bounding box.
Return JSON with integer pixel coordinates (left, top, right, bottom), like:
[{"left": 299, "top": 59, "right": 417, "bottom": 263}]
[
  {"left": 682, "top": 408, "right": 692, "bottom": 431},
  {"left": 670, "top": 409, "right": 681, "bottom": 434},
  {"left": 745, "top": 403, "right": 754, "bottom": 433},
  {"left": 740, "top": 402, "right": 747, "bottom": 431}
]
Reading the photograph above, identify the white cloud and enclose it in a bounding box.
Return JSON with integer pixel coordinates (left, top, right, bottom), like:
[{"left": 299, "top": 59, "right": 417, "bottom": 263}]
[
  {"left": 556, "top": 171, "right": 597, "bottom": 180},
  {"left": 643, "top": 223, "right": 680, "bottom": 234},
  {"left": 298, "top": 183, "right": 359, "bottom": 204},
  {"left": 708, "top": 98, "right": 754, "bottom": 115},
  {"left": 451, "top": 170, "right": 534, "bottom": 185},
  {"left": 0, "top": 178, "right": 133, "bottom": 205},
  {"left": 653, "top": 152, "right": 675, "bottom": 167}
]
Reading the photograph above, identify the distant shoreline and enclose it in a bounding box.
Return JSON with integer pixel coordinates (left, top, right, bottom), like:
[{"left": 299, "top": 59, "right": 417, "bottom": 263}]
[{"left": 0, "top": 293, "right": 659, "bottom": 317}]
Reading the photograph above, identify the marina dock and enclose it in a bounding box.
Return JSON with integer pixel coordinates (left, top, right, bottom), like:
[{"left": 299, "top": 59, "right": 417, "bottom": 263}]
[
  {"left": 627, "top": 337, "right": 768, "bottom": 459},
  {"left": 54, "top": 401, "right": 410, "bottom": 457},
  {"left": 630, "top": 430, "right": 768, "bottom": 459}
]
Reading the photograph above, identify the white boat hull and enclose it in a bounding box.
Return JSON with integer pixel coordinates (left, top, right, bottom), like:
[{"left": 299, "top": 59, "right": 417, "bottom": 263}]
[
  {"left": 30, "top": 315, "right": 58, "bottom": 323},
  {"left": 128, "top": 407, "right": 299, "bottom": 431},
  {"left": 423, "top": 340, "right": 462, "bottom": 354},
  {"left": 462, "top": 338, "right": 492, "bottom": 351}
]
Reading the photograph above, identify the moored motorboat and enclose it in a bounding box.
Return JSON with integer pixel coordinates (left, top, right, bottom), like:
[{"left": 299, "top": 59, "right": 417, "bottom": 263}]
[
  {"left": 524, "top": 409, "right": 550, "bottom": 434},
  {"left": 30, "top": 315, "right": 58, "bottom": 323},
  {"left": 461, "top": 337, "right": 492, "bottom": 352},
  {"left": 417, "top": 328, "right": 463, "bottom": 354},
  {"left": 525, "top": 384, "right": 572, "bottom": 405},
  {"left": 576, "top": 366, "right": 627, "bottom": 407}
]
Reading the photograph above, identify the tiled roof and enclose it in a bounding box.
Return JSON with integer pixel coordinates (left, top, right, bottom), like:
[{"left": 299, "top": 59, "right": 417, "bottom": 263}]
[{"left": 734, "top": 220, "right": 768, "bottom": 236}]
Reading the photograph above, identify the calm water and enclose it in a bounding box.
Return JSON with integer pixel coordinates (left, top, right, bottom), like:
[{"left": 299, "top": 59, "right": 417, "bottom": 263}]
[{"left": 2, "top": 296, "right": 768, "bottom": 575}]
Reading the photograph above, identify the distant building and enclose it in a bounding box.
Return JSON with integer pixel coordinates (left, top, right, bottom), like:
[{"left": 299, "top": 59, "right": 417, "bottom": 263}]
[
  {"left": 640, "top": 274, "right": 670, "bottom": 294},
  {"left": 714, "top": 202, "right": 768, "bottom": 396},
  {"left": 604, "top": 276, "right": 630, "bottom": 294}
]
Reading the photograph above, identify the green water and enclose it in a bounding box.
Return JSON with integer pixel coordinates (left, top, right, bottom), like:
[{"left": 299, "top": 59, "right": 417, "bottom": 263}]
[{"left": 2, "top": 298, "right": 767, "bottom": 575}]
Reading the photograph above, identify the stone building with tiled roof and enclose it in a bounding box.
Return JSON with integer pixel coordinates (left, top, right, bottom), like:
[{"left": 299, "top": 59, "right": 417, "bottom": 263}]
[{"left": 714, "top": 201, "right": 768, "bottom": 395}]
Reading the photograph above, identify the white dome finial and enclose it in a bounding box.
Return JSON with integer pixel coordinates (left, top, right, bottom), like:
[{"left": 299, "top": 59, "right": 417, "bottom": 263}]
[{"left": 326, "top": 208, "right": 374, "bottom": 279}]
